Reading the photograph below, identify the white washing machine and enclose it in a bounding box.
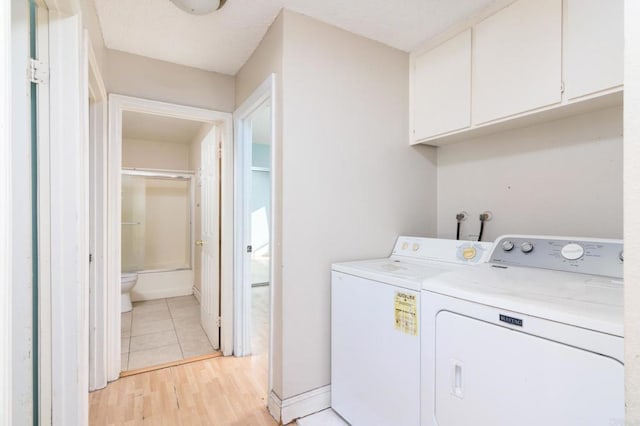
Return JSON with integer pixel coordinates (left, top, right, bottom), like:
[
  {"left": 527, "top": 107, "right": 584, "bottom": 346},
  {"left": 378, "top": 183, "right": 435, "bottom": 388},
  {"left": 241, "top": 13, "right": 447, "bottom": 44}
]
[
  {"left": 421, "top": 235, "right": 624, "bottom": 426},
  {"left": 331, "top": 236, "right": 493, "bottom": 426}
]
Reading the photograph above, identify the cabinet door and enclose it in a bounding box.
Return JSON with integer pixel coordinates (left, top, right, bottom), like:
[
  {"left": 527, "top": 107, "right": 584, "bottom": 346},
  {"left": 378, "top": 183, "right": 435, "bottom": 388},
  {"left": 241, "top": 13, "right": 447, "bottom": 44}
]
[
  {"left": 565, "top": 0, "right": 624, "bottom": 100},
  {"left": 472, "top": 0, "right": 562, "bottom": 125},
  {"left": 413, "top": 29, "right": 471, "bottom": 141}
]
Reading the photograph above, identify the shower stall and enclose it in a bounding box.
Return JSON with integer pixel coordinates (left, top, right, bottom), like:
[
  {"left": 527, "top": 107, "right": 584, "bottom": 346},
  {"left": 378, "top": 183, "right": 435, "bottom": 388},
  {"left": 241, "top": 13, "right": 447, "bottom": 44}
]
[{"left": 121, "top": 170, "right": 195, "bottom": 300}]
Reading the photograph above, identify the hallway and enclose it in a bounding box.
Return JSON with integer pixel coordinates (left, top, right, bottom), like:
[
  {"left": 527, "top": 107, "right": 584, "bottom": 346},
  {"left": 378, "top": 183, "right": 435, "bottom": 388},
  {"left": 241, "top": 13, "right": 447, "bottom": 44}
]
[{"left": 90, "top": 286, "right": 274, "bottom": 425}]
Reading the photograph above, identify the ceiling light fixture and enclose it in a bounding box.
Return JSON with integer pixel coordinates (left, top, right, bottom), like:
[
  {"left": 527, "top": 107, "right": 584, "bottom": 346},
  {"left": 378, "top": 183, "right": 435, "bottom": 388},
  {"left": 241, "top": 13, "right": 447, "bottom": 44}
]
[{"left": 169, "top": 0, "right": 227, "bottom": 15}]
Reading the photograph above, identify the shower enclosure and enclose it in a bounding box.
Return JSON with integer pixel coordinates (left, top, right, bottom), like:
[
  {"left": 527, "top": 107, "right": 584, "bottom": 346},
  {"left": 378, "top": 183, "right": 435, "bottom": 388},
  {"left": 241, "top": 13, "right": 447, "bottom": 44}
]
[{"left": 121, "top": 170, "right": 195, "bottom": 299}]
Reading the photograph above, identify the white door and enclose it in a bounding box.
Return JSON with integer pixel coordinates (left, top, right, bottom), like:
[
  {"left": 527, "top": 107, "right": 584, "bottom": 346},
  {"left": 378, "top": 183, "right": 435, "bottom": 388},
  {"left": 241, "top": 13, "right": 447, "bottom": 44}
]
[
  {"left": 434, "top": 311, "right": 624, "bottom": 426},
  {"left": 200, "top": 128, "right": 220, "bottom": 349}
]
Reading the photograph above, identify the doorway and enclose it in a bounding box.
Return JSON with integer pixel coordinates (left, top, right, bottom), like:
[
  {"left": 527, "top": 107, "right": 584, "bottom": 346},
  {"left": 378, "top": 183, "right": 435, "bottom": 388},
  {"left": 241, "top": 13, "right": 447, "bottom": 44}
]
[
  {"left": 233, "top": 75, "right": 275, "bottom": 368},
  {"left": 119, "top": 113, "right": 216, "bottom": 373},
  {"left": 104, "top": 95, "right": 233, "bottom": 381}
]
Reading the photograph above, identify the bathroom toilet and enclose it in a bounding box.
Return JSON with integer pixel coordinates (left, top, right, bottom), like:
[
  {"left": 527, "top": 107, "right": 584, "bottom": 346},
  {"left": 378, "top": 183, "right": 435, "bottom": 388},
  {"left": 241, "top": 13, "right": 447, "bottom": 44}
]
[{"left": 121, "top": 273, "right": 138, "bottom": 313}]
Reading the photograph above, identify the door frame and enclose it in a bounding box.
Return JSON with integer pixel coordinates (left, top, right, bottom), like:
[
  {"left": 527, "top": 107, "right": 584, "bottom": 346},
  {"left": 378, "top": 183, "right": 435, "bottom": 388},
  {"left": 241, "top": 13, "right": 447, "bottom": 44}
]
[
  {"left": 85, "top": 30, "right": 108, "bottom": 393},
  {"left": 38, "top": 6, "right": 87, "bottom": 425},
  {"left": 106, "top": 94, "right": 233, "bottom": 380},
  {"left": 232, "top": 74, "right": 275, "bottom": 363},
  {"left": 1, "top": 0, "right": 13, "bottom": 424}
]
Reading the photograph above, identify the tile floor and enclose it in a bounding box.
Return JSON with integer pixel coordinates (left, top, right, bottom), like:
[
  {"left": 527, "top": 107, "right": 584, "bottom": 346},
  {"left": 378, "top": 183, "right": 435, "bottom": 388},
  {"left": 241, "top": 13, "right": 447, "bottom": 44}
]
[{"left": 121, "top": 295, "right": 214, "bottom": 371}]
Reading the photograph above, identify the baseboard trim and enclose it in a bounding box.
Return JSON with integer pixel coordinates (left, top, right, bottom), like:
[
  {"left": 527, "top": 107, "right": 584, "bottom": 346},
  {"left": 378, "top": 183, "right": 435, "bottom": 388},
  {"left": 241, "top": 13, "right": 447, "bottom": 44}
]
[
  {"left": 192, "top": 286, "right": 201, "bottom": 303},
  {"left": 268, "top": 385, "right": 331, "bottom": 425}
]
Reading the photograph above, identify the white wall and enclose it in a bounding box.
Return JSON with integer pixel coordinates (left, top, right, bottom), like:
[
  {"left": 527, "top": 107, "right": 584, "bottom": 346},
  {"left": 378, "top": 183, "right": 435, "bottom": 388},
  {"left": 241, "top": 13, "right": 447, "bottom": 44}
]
[
  {"left": 280, "top": 10, "right": 437, "bottom": 399},
  {"left": 106, "top": 49, "right": 235, "bottom": 112},
  {"left": 624, "top": 0, "right": 640, "bottom": 422},
  {"left": 437, "top": 107, "right": 623, "bottom": 241},
  {"left": 122, "top": 138, "right": 191, "bottom": 170}
]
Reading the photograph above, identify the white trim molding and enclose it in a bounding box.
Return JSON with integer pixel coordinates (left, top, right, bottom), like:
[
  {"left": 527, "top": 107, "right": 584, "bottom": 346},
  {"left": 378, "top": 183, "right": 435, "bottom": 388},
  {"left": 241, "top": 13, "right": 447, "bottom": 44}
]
[
  {"left": 47, "top": 9, "right": 88, "bottom": 425},
  {"left": 87, "top": 29, "right": 108, "bottom": 392},
  {"left": 1, "top": 0, "right": 12, "bottom": 423},
  {"left": 232, "top": 74, "right": 275, "bottom": 357},
  {"left": 192, "top": 285, "right": 202, "bottom": 303},
  {"left": 625, "top": 0, "right": 640, "bottom": 422},
  {"left": 268, "top": 386, "right": 332, "bottom": 425}
]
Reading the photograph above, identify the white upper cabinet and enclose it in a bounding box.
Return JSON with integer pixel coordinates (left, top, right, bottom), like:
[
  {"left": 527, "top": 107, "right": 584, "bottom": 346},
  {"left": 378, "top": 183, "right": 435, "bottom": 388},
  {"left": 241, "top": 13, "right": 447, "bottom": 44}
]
[
  {"left": 409, "top": 0, "right": 624, "bottom": 145},
  {"left": 564, "top": 0, "right": 624, "bottom": 100},
  {"left": 472, "top": 0, "right": 563, "bottom": 125},
  {"left": 413, "top": 29, "right": 472, "bottom": 140}
]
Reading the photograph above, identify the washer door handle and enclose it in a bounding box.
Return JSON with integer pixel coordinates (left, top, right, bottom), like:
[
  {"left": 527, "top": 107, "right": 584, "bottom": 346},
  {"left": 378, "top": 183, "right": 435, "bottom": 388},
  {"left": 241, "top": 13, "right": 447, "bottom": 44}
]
[{"left": 452, "top": 360, "right": 464, "bottom": 399}]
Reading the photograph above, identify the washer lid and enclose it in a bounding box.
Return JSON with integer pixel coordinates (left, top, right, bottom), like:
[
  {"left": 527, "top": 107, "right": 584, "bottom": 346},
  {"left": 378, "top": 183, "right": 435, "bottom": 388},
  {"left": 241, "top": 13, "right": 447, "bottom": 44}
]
[
  {"left": 332, "top": 237, "right": 494, "bottom": 291},
  {"left": 423, "top": 263, "right": 623, "bottom": 336},
  {"left": 332, "top": 258, "right": 477, "bottom": 291}
]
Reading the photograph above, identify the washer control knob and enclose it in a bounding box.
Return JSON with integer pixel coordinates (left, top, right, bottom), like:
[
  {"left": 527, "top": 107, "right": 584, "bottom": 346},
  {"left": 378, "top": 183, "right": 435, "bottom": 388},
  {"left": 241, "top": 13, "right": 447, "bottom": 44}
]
[
  {"left": 412, "top": 243, "right": 420, "bottom": 252},
  {"left": 502, "top": 240, "right": 515, "bottom": 252},
  {"left": 520, "top": 242, "right": 534, "bottom": 254},
  {"left": 619, "top": 251, "right": 624, "bottom": 262},
  {"left": 561, "top": 243, "right": 584, "bottom": 260}
]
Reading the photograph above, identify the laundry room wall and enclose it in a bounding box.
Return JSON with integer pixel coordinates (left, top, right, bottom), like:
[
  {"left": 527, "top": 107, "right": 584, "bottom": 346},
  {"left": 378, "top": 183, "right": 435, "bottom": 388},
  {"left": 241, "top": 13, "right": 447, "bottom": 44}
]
[
  {"left": 279, "top": 10, "right": 437, "bottom": 400},
  {"left": 436, "top": 106, "right": 623, "bottom": 242}
]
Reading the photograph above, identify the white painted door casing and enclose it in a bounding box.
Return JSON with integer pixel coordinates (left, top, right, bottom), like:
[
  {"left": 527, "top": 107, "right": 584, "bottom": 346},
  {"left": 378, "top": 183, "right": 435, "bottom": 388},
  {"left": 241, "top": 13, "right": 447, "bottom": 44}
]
[
  {"left": 471, "top": 0, "right": 563, "bottom": 125},
  {"left": 413, "top": 29, "right": 471, "bottom": 141},
  {"left": 564, "top": 0, "right": 624, "bottom": 100}
]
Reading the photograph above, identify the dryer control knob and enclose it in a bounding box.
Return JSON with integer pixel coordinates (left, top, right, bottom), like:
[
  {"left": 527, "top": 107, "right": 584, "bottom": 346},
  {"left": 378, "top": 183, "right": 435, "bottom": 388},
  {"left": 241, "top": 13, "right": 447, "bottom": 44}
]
[
  {"left": 502, "top": 240, "right": 515, "bottom": 252},
  {"left": 520, "top": 242, "right": 534, "bottom": 254},
  {"left": 561, "top": 243, "right": 584, "bottom": 260}
]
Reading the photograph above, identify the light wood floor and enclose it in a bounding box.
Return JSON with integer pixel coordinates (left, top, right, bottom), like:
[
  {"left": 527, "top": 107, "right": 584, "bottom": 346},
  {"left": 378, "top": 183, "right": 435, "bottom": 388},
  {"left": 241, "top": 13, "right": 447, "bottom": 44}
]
[
  {"left": 89, "top": 352, "right": 277, "bottom": 426},
  {"left": 90, "top": 287, "right": 278, "bottom": 425}
]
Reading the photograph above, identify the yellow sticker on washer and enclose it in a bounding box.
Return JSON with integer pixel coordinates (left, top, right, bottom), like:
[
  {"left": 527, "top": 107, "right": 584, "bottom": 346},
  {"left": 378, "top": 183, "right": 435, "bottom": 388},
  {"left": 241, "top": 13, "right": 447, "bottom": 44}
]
[{"left": 395, "top": 292, "right": 418, "bottom": 336}]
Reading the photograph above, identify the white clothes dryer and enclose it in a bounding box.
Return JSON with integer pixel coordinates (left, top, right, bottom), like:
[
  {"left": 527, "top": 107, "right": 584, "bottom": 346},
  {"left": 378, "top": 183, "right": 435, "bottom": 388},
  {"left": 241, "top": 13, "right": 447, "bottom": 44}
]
[
  {"left": 331, "top": 236, "right": 493, "bottom": 426},
  {"left": 421, "top": 235, "right": 624, "bottom": 426}
]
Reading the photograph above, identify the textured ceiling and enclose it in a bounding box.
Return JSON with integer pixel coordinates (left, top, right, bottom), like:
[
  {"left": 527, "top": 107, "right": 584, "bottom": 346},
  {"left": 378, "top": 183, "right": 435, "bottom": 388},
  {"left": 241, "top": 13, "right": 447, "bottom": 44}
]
[
  {"left": 94, "top": 0, "right": 495, "bottom": 75},
  {"left": 123, "top": 111, "right": 207, "bottom": 144}
]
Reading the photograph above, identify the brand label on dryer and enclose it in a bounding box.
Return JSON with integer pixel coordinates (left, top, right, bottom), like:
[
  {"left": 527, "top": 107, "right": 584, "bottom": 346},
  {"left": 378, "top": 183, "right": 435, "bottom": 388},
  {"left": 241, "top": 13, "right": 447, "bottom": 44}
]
[
  {"left": 499, "top": 314, "right": 523, "bottom": 327},
  {"left": 394, "top": 292, "right": 418, "bottom": 336}
]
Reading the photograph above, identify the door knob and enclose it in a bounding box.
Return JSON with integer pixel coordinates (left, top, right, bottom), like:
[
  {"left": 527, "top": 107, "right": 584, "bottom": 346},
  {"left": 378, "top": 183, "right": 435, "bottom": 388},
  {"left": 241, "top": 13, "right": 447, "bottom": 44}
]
[{"left": 196, "top": 240, "right": 205, "bottom": 246}]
